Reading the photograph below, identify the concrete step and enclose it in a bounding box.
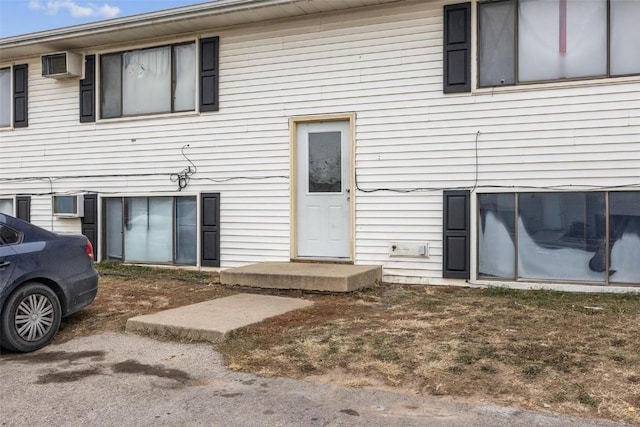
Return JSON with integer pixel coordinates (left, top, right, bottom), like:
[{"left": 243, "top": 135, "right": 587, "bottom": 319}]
[
  {"left": 126, "top": 293, "right": 314, "bottom": 343},
  {"left": 220, "top": 262, "right": 382, "bottom": 292}
]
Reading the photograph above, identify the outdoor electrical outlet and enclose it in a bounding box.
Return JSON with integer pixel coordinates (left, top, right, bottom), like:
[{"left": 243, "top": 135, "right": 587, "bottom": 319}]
[{"left": 389, "top": 242, "right": 429, "bottom": 258}]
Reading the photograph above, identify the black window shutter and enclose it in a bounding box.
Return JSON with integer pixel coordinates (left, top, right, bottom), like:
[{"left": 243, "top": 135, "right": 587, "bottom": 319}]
[
  {"left": 201, "top": 193, "right": 220, "bottom": 267},
  {"left": 199, "top": 37, "right": 219, "bottom": 112},
  {"left": 443, "top": 190, "right": 470, "bottom": 279},
  {"left": 80, "top": 55, "right": 96, "bottom": 123},
  {"left": 13, "top": 64, "right": 28, "bottom": 127},
  {"left": 443, "top": 3, "right": 471, "bottom": 93},
  {"left": 16, "top": 196, "right": 31, "bottom": 222},
  {"left": 81, "top": 194, "right": 98, "bottom": 260}
]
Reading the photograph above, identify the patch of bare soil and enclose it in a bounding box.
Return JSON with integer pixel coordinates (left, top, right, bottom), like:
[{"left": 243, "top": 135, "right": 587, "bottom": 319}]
[{"left": 59, "top": 264, "right": 640, "bottom": 425}]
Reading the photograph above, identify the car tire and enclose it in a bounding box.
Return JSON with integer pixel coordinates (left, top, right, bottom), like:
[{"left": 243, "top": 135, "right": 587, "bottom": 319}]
[{"left": 0, "top": 282, "right": 62, "bottom": 353}]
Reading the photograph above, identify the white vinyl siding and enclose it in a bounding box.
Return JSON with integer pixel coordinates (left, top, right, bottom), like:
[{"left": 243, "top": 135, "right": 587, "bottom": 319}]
[{"left": 0, "top": 0, "right": 639, "bottom": 284}]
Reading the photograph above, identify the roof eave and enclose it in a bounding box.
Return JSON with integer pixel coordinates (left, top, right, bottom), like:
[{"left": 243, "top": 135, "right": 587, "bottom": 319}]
[{"left": 1, "top": 0, "right": 282, "bottom": 45}]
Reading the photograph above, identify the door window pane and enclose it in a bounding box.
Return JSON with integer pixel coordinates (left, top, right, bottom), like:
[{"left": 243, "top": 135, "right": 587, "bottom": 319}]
[
  {"left": 308, "top": 132, "right": 342, "bottom": 193},
  {"left": 478, "top": 194, "right": 516, "bottom": 278},
  {"left": 518, "top": 0, "right": 607, "bottom": 82},
  {"left": 0, "top": 68, "right": 11, "bottom": 127},
  {"left": 105, "top": 198, "right": 123, "bottom": 260},
  {"left": 124, "top": 197, "right": 173, "bottom": 263},
  {"left": 609, "top": 192, "right": 640, "bottom": 284},
  {"left": 107, "top": 197, "right": 196, "bottom": 265},
  {"left": 517, "top": 193, "right": 606, "bottom": 282},
  {"left": 122, "top": 46, "right": 171, "bottom": 116},
  {"left": 478, "top": 0, "right": 515, "bottom": 87},
  {"left": 610, "top": 0, "right": 640, "bottom": 76},
  {"left": 174, "top": 44, "right": 196, "bottom": 112},
  {"left": 100, "top": 54, "right": 122, "bottom": 119},
  {"left": 175, "top": 197, "right": 197, "bottom": 265}
]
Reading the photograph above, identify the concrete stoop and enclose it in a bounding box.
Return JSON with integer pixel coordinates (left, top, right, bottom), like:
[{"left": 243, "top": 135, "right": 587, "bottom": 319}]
[
  {"left": 126, "top": 293, "right": 314, "bottom": 343},
  {"left": 220, "top": 262, "right": 382, "bottom": 292}
]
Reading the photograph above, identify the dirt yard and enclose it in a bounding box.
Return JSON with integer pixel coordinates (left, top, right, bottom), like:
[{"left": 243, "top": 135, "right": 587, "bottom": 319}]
[{"left": 57, "top": 263, "right": 640, "bottom": 425}]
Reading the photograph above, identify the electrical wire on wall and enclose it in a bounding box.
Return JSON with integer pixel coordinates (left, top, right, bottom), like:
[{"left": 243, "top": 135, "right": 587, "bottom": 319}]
[
  {"left": 354, "top": 131, "right": 482, "bottom": 194},
  {"left": 1, "top": 141, "right": 289, "bottom": 194},
  {"left": 46, "top": 177, "right": 53, "bottom": 230},
  {"left": 353, "top": 129, "right": 640, "bottom": 194},
  {"left": 170, "top": 144, "right": 197, "bottom": 191},
  {"left": 471, "top": 130, "right": 480, "bottom": 193},
  {"left": 2, "top": 130, "right": 640, "bottom": 199}
]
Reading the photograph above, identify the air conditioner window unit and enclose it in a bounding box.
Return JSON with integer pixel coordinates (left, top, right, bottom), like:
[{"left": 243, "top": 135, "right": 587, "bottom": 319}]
[
  {"left": 42, "top": 52, "right": 83, "bottom": 78},
  {"left": 53, "top": 194, "right": 84, "bottom": 217}
]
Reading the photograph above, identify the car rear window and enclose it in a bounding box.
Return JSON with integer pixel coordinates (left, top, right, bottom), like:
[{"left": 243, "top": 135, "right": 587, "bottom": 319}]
[{"left": 0, "top": 224, "right": 22, "bottom": 245}]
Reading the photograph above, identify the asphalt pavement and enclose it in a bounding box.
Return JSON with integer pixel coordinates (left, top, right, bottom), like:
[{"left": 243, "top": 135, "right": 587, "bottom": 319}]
[{"left": 0, "top": 333, "right": 629, "bottom": 427}]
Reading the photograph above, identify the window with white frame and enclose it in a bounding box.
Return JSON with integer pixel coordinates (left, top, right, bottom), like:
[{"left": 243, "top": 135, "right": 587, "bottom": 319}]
[
  {"left": 0, "top": 68, "right": 11, "bottom": 127},
  {"left": 478, "top": 0, "right": 640, "bottom": 87},
  {"left": 0, "top": 198, "right": 13, "bottom": 215},
  {"left": 100, "top": 43, "right": 196, "bottom": 118}
]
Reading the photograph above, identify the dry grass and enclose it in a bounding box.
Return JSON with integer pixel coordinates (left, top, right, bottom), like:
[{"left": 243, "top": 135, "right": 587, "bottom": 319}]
[
  {"left": 218, "top": 285, "right": 640, "bottom": 425},
  {"left": 57, "top": 264, "right": 640, "bottom": 424}
]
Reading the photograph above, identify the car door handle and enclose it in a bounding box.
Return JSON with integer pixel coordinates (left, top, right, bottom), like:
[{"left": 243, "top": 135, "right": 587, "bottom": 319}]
[{"left": 0, "top": 261, "right": 10, "bottom": 268}]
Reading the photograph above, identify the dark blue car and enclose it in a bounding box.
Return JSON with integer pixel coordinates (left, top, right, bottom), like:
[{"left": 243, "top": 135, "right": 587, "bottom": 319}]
[{"left": 0, "top": 214, "right": 98, "bottom": 352}]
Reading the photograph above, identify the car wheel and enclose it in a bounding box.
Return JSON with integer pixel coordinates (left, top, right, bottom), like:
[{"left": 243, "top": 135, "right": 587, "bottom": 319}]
[{"left": 0, "top": 282, "right": 62, "bottom": 353}]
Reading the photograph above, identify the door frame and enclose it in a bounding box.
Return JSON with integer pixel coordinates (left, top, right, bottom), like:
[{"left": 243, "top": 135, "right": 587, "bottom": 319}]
[{"left": 290, "top": 113, "right": 356, "bottom": 262}]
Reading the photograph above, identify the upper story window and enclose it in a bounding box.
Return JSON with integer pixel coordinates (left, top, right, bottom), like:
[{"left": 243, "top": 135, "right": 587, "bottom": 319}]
[
  {"left": 478, "top": 0, "right": 640, "bottom": 87},
  {"left": 0, "top": 65, "right": 28, "bottom": 128},
  {"left": 0, "top": 68, "right": 10, "bottom": 127},
  {"left": 100, "top": 43, "right": 196, "bottom": 119}
]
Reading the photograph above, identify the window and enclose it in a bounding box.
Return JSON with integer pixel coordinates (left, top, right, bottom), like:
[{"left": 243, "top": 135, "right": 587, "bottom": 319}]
[
  {"left": 0, "top": 65, "right": 28, "bottom": 128},
  {"left": 0, "top": 224, "right": 22, "bottom": 246},
  {"left": 0, "top": 198, "right": 13, "bottom": 215},
  {"left": 308, "top": 132, "right": 342, "bottom": 193},
  {"left": 104, "top": 196, "right": 196, "bottom": 265},
  {"left": 101, "top": 43, "right": 196, "bottom": 118},
  {"left": 478, "top": 0, "right": 640, "bottom": 87},
  {"left": 0, "top": 68, "right": 10, "bottom": 127},
  {"left": 52, "top": 195, "right": 83, "bottom": 217},
  {"left": 478, "top": 191, "right": 640, "bottom": 284}
]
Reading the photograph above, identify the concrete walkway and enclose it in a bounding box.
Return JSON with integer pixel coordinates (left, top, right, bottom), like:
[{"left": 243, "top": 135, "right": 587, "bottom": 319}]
[
  {"left": 220, "top": 262, "right": 382, "bottom": 292},
  {"left": 126, "top": 293, "right": 314, "bottom": 343}
]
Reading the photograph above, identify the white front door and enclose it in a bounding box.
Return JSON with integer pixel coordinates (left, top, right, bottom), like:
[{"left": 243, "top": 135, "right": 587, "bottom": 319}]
[{"left": 296, "top": 121, "right": 351, "bottom": 259}]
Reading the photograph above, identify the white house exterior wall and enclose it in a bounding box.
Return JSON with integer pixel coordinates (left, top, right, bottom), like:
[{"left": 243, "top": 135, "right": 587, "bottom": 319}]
[{"left": 1, "top": 0, "right": 639, "bottom": 286}]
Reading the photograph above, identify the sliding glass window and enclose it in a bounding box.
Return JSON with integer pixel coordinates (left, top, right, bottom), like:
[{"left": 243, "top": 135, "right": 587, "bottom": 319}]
[
  {"left": 478, "top": 0, "right": 640, "bottom": 87},
  {"left": 478, "top": 191, "right": 639, "bottom": 284},
  {"left": 105, "top": 196, "right": 197, "bottom": 265},
  {"left": 100, "top": 43, "right": 196, "bottom": 118}
]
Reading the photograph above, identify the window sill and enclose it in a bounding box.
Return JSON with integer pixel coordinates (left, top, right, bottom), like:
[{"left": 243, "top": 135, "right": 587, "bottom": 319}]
[
  {"left": 471, "top": 279, "right": 639, "bottom": 292},
  {"left": 95, "top": 110, "right": 201, "bottom": 125},
  {"left": 472, "top": 74, "right": 640, "bottom": 96}
]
